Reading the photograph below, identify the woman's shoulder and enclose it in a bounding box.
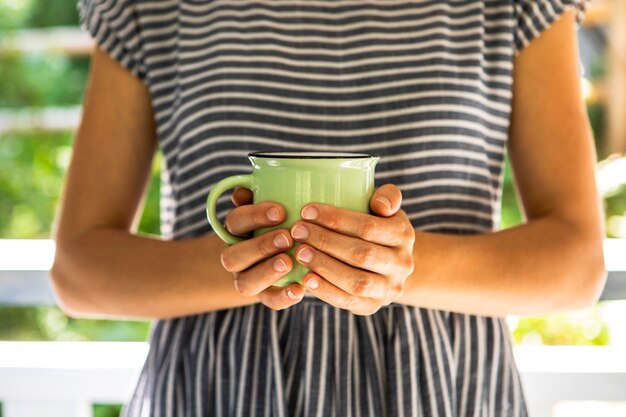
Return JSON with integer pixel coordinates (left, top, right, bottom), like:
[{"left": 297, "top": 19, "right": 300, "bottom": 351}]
[
  {"left": 79, "top": 0, "right": 149, "bottom": 83},
  {"left": 512, "top": 0, "right": 590, "bottom": 56}
]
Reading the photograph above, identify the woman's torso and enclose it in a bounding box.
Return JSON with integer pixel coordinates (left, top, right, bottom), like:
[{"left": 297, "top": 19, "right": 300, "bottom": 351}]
[{"left": 145, "top": 0, "right": 512, "bottom": 240}]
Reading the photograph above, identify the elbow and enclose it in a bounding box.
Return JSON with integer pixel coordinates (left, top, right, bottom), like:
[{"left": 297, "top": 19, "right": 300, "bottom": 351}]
[
  {"left": 49, "top": 259, "right": 84, "bottom": 319},
  {"left": 49, "top": 244, "right": 95, "bottom": 319},
  {"left": 560, "top": 237, "right": 607, "bottom": 311},
  {"left": 574, "top": 254, "right": 607, "bottom": 309}
]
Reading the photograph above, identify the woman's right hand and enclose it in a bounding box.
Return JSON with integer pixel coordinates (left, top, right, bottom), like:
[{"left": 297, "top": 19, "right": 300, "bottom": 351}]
[{"left": 219, "top": 187, "right": 305, "bottom": 310}]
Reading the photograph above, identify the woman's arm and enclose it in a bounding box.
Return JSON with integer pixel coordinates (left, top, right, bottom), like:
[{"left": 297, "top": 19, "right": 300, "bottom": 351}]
[
  {"left": 287, "top": 9, "right": 606, "bottom": 317},
  {"left": 396, "top": 9, "right": 607, "bottom": 315},
  {"left": 50, "top": 47, "right": 301, "bottom": 320}
]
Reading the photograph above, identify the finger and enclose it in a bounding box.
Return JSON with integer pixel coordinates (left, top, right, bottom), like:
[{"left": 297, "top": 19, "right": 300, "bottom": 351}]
[
  {"left": 231, "top": 187, "right": 253, "bottom": 207},
  {"left": 290, "top": 221, "right": 395, "bottom": 275},
  {"left": 369, "top": 184, "right": 402, "bottom": 217},
  {"left": 295, "top": 244, "right": 392, "bottom": 299},
  {"left": 233, "top": 253, "right": 293, "bottom": 297},
  {"left": 221, "top": 230, "right": 292, "bottom": 273},
  {"left": 259, "top": 282, "right": 305, "bottom": 310},
  {"left": 300, "top": 203, "right": 410, "bottom": 246},
  {"left": 224, "top": 202, "right": 286, "bottom": 236},
  {"left": 301, "top": 273, "right": 380, "bottom": 316}
]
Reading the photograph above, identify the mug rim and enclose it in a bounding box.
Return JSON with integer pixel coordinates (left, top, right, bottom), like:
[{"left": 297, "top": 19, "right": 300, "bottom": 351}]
[{"left": 248, "top": 151, "right": 378, "bottom": 159}]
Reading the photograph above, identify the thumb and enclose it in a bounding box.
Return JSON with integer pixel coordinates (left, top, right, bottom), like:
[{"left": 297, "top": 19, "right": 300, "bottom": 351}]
[{"left": 369, "top": 184, "right": 402, "bottom": 217}]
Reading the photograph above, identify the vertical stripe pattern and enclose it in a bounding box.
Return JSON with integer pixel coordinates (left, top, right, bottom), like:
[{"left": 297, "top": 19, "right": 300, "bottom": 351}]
[
  {"left": 77, "top": 0, "right": 589, "bottom": 416},
  {"left": 125, "top": 300, "right": 529, "bottom": 417}
]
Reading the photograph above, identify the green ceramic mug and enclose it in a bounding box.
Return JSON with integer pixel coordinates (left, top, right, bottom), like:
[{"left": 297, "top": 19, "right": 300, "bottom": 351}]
[{"left": 206, "top": 151, "right": 379, "bottom": 287}]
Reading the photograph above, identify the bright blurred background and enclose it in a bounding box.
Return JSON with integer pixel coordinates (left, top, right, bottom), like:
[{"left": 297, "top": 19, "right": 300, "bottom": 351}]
[{"left": 0, "top": 1, "right": 625, "bottom": 417}]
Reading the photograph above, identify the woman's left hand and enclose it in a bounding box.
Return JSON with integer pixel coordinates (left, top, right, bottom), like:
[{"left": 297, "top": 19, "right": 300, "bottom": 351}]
[{"left": 290, "top": 184, "right": 415, "bottom": 315}]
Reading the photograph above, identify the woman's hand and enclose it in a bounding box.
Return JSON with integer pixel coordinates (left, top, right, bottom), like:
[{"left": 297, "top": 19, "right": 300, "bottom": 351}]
[
  {"left": 291, "top": 184, "right": 415, "bottom": 315},
  {"left": 220, "top": 188, "right": 306, "bottom": 310}
]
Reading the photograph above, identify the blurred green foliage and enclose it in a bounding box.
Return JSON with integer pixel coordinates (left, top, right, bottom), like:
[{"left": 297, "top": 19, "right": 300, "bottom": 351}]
[
  {"left": 0, "top": 306, "right": 150, "bottom": 341},
  {"left": 0, "top": 54, "right": 89, "bottom": 108},
  {"left": 511, "top": 307, "right": 610, "bottom": 346},
  {"left": 0, "top": 132, "right": 72, "bottom": 238},
  {"left": 500, "top": 157, "right": 523, "bottom": 229},
  {"left": 587, "top": 103, "right": 606, "bottom": 157},
  {"left": 0, "top": 0, "right": 78, "bottom": 31},
  {"left": 94, "top": 404, "right": 123, "bottom": 417},
  {"left": 0, "top": 132, "right": 161, "bottom": 238}
]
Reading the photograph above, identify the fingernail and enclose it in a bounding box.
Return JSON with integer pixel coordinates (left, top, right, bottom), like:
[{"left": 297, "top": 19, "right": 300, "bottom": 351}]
[
  {"left": 301, "top": 206, "right": 318, "bottom": 220},
  {"left": 291, "top": 224, "right": 309, "bottom": 240},
  {"left": 297, "top": 247, "right": 313, "bottom": 263},
  {"left": 306, "top": 277, "right": 319, "bottom": 290},
  {"left": 273, "top": 257, "right": 288, "bottom": 272},
  {"left": 287, "top": 289, "right": 300, "bottom": 300},
  {"left": 273, "top": 233, "right": 290, "bottom": 249},
  {"left": 267, "top": 207, "right": 280, "bottom": 222},
  {"left": 375, "top": 196, "right": 392, "bottom": 209}
]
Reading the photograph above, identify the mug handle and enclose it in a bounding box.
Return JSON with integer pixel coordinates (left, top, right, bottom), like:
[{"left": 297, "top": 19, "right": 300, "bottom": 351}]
[{"left": 206, "top": 175, "right": 254, "bottom": 245}]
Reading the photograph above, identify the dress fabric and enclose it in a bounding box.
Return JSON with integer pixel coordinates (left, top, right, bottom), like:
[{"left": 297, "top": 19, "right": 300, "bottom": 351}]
[{"left": 78, "top": 0, "right": 588, "bottom": 416}]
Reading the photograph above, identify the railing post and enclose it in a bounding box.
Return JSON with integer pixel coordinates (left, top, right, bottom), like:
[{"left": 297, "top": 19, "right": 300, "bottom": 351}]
[{"left": 3, "top": 400, "right": 92, "bottom": 417}]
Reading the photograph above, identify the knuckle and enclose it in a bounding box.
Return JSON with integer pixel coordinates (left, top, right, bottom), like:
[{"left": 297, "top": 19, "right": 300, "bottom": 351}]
[
  {"left": 393, "top": 212, "right": 412, "bottom": 236},
  {"left": 387, "top": 283, "right": 404, "bottom": 300},
  {"left": 360, "top": 219, "right": 379, "bottom": 241},
  {"left": 317, "top": 231, "right": 330, "bottom": 253},
  {"left": 395, "top": 284, "right": 405, "bottom": 299},
  {"left": 326, "top": 211, "right": 340, "bottom": 230},
  {"left": 352, "top": 245, "right": 377, "bottom": 267},
  {"left": 407, "top": 262, "right": 415, "bottom": 277},
  {"left": 404, "top": 223, "right": 416, "bottom": 242},
  {"left": 352, "top": 277, "right": 372, "bottom": 296},
  {"left": 253, "top": 205, "right": 269, "bottom": 226},
  {"left": 257, "top": 236, "right": 276, "bottom": 258},
  {"left": 402, "top": 254, "right": 415, "bottom": 276}
]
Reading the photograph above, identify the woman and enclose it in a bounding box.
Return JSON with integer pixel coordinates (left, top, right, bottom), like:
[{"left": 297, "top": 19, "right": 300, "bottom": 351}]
[{"left": 51, "top": 0, "right": 606, "bottom": 416}]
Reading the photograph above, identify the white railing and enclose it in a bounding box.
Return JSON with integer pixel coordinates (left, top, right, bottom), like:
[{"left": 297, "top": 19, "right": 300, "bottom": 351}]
[
  {"left": 0, "top": 27, "right": 93, "bottom": 56},
  {"left": 0, "top": 107, "right": 82, "bottom": 134},
  {"left": 1, "top": 239, "right": 624, "bottom": 305},
  {"left": 0, "top": 342, "right": 625, "bottom": 417},
  {"left": 0, "top": 342, "right": 148, "bottom": 417},
  {"left": 0, "top": 342, "right": 624, "bottom": 417},
  {"left": 0, "top": 239, "right": 625, "bottom": 417}
]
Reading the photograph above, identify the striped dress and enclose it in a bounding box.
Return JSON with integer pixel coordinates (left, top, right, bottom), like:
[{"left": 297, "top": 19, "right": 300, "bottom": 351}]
[{"left": 79, "top": 0, "right": 588, "bottom": 416}]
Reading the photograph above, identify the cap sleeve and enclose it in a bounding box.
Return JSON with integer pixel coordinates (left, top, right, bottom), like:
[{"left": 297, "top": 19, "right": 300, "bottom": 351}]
[
  {"left": 514, "top": 0, "right": 590, "bottom": 56},
  {"left": 78, "top": 0, "right": 147, "bottom": 82}
]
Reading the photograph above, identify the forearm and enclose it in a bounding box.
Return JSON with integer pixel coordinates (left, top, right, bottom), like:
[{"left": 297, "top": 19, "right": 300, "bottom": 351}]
[
  {"left": 50, "top": 229, "right": 257, "bottom": 320},
  {"left": 397, "top": 216, "right": 606, "bottom": 316}
]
